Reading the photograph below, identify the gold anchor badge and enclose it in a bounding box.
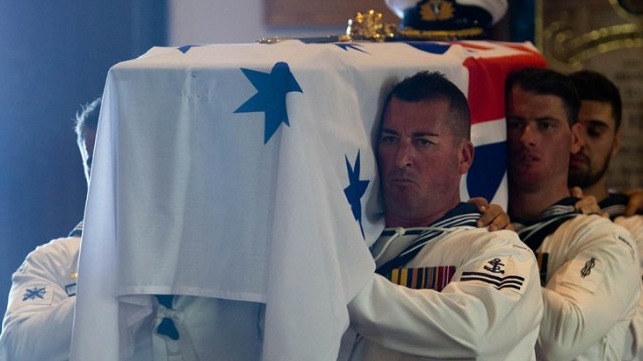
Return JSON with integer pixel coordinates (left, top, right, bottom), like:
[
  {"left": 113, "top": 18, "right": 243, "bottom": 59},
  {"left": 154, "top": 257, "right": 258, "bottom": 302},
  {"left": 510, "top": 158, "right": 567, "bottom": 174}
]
[{"left": 420, "top": 0, "right": 455, "bottom": 21}]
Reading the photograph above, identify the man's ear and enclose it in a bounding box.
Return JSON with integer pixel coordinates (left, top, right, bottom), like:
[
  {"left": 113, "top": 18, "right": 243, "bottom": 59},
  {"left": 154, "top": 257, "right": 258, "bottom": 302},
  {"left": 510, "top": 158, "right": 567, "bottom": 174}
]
[
  {"left": 458, "top": 140, "right": 474, "bottom": 174},
  {"left": 611, "top": 128, "right": 622, "bottom": 158}
]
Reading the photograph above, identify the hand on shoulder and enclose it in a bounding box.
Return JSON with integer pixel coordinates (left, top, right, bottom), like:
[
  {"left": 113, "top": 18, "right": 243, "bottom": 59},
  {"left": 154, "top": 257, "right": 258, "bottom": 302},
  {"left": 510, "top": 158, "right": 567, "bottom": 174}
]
[{"left": 468, "top": 197, "right": 515, "bottom": 231}]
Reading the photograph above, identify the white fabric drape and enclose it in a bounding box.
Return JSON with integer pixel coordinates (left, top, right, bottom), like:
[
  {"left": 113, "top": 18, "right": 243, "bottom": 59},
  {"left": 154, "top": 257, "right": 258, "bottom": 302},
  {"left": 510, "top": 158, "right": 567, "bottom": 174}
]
[{"left": 70, "top": 40, "right": 544, "bottom": 361}]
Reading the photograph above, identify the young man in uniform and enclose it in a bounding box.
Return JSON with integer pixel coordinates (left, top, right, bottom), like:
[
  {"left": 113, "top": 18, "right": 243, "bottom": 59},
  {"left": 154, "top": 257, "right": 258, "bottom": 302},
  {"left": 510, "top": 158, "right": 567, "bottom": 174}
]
[
  {"left": 505, "top": 67, "right": 640, "bottom": 360},
  {"left": 568, "top": 69, "right": 643, "bottom": 360},
  {"left": 0, "top": 98, "right": 265, "bottom": 361},
  {"left": 0, "top": 98, "right": 101, "bottom": 360}
]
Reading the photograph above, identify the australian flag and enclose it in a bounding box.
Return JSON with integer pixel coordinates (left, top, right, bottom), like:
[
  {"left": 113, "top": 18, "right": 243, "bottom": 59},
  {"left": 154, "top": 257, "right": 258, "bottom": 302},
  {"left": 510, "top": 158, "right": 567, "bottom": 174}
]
[{"left": 70, "top": 40, "right": 545, "bottom": 361}]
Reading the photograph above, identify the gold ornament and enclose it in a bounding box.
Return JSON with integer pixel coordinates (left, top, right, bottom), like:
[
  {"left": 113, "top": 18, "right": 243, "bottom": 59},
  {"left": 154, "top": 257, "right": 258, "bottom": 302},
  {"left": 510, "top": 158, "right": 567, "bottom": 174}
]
[
  {"left": 420, "top": 0, "right": 455, "bottom": 21},
  {"left": 345, "top": 10, "right": 397, "bottom": 41}
]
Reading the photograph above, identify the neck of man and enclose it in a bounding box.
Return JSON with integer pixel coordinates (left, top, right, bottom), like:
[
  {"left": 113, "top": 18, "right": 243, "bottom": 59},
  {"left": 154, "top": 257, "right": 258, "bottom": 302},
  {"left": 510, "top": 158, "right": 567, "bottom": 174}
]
[
  {"left": 509, "top": 183, "right": 571, "bottom": 222},
  {"left": 581, "top": 176, "right": 610, "bottom": 204},
  {"left": 385, "top": 198, "right": 460, "bottom": 228}
]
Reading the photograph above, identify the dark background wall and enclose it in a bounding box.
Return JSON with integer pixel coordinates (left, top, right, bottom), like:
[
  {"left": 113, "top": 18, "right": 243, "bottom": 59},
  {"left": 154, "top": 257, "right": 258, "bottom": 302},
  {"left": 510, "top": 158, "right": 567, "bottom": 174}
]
[{"left": 0, "top": 1, "right": 166, "bottom": 315}]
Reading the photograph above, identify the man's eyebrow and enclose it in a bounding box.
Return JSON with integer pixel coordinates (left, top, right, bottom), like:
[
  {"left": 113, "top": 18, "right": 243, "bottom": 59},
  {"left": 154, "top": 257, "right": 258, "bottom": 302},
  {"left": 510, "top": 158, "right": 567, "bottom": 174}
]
[
  {"left": 380, "top": 128, "right": 397, "bottom": 134},
  {"left": 381, "top": 128, "right": 440, "bottom": 137},
  {"left": 534, "top": 116, "right": 566, "bottom": 123},
  {"left": 582, "top": 119, "right": 610, "bottom": 128},
  {"left": 412, "top": 131, "right": 440, "bottom": 137}
]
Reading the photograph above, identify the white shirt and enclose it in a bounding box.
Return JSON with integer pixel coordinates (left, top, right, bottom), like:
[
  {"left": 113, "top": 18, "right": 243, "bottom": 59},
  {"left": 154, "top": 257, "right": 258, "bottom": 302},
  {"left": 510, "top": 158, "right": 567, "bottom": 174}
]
[
  {"left": 346, "top": 204, "right": 543, "bottom": 360},
  {"left": 0, "top": 236, "right": 79, "bottom": 361},
  {"left": 618, "top": 214, "right": 643, "bottom": 361},
  {"left": 515, "top": 200, "right": 640, "bottom": 361},
  {"left": 600, "top": 193, "right": 643, "bottom": 361},
  {"left": 0, "top": 235, "right": 264, "bottom": 361}
]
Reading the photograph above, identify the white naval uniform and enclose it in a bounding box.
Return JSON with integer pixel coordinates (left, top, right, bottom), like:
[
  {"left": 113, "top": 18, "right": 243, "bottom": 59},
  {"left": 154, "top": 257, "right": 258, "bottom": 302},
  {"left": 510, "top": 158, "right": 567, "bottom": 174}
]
[
  {"left": 0, "top": 226, "right": 264, "bottom": 361},
  {"left": 514, "top": 199, "right": 640, "bottom": 361},
  {"left": 620, "top": 214, "right": 643, "bottom": 361},
  {"left": 0, "top": 236, "right": 80, "bottom": 361},
  {"left": 600, "top": 194, "right": 643, "bottom": 361},
  {"left": 345, "top": 203, "right": 543, "bottom": 361},
  {"left": 614, "top": 214, "right": 643, "bottom": 361}
]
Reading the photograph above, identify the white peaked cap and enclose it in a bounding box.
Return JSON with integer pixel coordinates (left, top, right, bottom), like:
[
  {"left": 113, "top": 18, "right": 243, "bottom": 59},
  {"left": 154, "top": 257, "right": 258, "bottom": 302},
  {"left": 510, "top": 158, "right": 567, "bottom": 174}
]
[
  {"left": 385, "top": 0, "right": 509, "bottom": 25},
  {"left": 385, "top": 0, "right": 421, "bottom": 18}
]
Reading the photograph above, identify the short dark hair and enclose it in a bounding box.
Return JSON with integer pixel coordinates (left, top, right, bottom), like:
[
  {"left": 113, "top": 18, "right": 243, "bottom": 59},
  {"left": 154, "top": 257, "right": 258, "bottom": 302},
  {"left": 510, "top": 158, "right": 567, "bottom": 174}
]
[
  {"left": 569, "top": 70, "right": 622, "bottom": 130},
  {"left": 74, "top": 97, "right": 101, "bottom": 139},
  {"left": 505, "top": 67, "right": 580, "bottom": 126},
  {"left": 383, "top": 71, "right": 471, "bottom": 139}
]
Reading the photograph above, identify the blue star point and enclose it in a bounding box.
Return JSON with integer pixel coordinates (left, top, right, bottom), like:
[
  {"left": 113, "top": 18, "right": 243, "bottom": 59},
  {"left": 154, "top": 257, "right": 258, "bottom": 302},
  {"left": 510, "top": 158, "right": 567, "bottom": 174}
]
[
  {"left": 177, "top": 44, "right": 201, "bottom": 54},
  {"left": 335, "top": 43, "right": 367, "bottom": 53},
  {"left": 405, "top": 42, "right": 451, "bottom": 55},
  {"left": 235, "top": 62, "right": 303, "bottom": 144},
  {"left": 344, "top": 151, "right": 370, "bottom": 238}
]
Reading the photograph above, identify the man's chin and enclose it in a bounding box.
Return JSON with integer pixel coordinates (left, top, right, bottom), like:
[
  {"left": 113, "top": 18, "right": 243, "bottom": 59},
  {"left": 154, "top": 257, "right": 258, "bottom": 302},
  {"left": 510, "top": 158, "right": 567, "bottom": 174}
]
[
  {"left": 568, "top": 161, "right": 587, "bottom": 173},
  {"left": 568, "top": 169, "right": 583, "bottom": 180},
  {"left": 386, "top": 195, "right": 420, "bottom": 212}
]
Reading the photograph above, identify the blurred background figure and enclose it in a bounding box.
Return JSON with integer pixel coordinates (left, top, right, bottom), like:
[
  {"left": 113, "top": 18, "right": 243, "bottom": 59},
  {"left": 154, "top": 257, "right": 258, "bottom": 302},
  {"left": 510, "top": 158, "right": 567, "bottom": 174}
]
[
  {"left": 568, "top": 69, "right": 643, "bottom": 361},
  {"left": 0, "top": 98, "right": 100, "bottom": 361},
  {"left": 0, "top": 1, "right": 166, "bottom": 317}
]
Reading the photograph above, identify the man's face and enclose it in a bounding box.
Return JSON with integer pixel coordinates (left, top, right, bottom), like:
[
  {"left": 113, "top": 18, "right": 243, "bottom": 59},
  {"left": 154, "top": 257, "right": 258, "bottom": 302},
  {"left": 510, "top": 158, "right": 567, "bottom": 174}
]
[
  {"left": 377, "top": 97, "right": 471, "bottom": 224},
  {"left": 506, "top": 85, "right": 576, "bottom": 193},
  {"left": 568, "top": 100, "right": 619, "bottom": 189},
  {"left": 78, "top": 128, "right": 96, "bottom": 183}
]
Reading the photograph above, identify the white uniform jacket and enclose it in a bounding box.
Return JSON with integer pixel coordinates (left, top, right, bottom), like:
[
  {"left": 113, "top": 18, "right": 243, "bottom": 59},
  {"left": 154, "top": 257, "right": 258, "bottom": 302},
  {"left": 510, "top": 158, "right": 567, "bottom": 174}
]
[
  {"left": 515, "top": 198, "right": 640, "bottom": 361},
  {"left": 620, "top": 215, "right": 643, "bottom": 361},
  {"left": 346, "top": 203, "right": 543, "bottom": 361},
  {"left": 0, "top": 234, "right": 80, "bottom": 361},
  {"left": 600, "top": 193, "right": 643, "bottom": 361},
  {"left": 0, "top": 224, "right": 264, "bottom": 361}
]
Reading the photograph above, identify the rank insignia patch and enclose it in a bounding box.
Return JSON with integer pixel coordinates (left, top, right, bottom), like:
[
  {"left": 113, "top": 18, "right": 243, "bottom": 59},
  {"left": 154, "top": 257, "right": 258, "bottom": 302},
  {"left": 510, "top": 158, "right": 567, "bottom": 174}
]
[
  {"left": 580, "top": 257, "right": 596, "bottom": 278},
  {"left": 23, "top": 287, "right": 46, "bottom": 301},
  {"left": 560, "top": 258, "right": 603, "bottom": 293},
  {"left": 484, "top": 258, "right": 505, "bottom": 274},
  {"left": 20, "top": 285, "right": 53, "bottom": 305},
  {"left": 461, "top": 272, "right": 525, "bottom": 291}
]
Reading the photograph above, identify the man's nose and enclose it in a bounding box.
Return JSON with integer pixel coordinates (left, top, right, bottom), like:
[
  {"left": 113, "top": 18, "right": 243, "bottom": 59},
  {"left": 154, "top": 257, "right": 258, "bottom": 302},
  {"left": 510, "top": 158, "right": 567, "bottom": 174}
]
[
  {"left": 573, "top": 122, "right": 586, "bottom": 149},
  {"left": 520, "top": 123, "right": 537, "bottom": 146},
  {"left": 395, "top": 142, "right": 414, "bottom": 168}
]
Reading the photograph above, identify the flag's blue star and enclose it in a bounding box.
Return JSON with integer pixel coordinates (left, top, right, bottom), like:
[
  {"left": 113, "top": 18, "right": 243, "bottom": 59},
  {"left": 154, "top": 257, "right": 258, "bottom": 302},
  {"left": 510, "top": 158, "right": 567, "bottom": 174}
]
[
  {"left": 235, "top": 62, "right": 303, "bottom": 144},
  {"left": 22, "top": 287, "right": 46, "bottom": 301},
  {"left": 177, "top": 45, "right": 201, "bottom": 54},
  {"left": 344, "top": 151, "right": 370, "bottom": 238},
  {"left": 335, "top": 43, "right": 368, "bottom": 53}
]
